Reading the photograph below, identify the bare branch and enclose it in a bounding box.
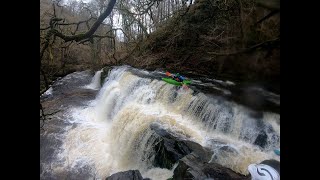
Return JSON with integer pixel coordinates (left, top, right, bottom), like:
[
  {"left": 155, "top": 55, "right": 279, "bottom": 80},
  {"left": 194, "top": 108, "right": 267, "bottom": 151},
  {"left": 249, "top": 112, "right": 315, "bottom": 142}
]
[
  {"left": 52, "top": 0, "right": 117, "bottom": 42},
  {"left": 118, "top": 7, "right": 150, "bottom": 37},
  {"left": 255, "top": 10, "right": 280, "bottom": 25},
  {"left": 115, "top": 1, "right": 155, "bottom": 16},
  {"left": 92, "top": 34, "right": 115, "bottom": 39},
  {"left": 56, "top": 17, "right": 94, "bottom": 26},
  {"left": 40, "top": 26, "right": 51, "bottom": 31}
]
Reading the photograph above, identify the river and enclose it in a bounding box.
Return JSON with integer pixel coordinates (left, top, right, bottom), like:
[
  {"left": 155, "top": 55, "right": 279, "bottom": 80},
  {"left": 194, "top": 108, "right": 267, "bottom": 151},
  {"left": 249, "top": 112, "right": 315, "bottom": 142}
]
[{"left": 40, "top": 65, "right": 280, "bottom": 180}]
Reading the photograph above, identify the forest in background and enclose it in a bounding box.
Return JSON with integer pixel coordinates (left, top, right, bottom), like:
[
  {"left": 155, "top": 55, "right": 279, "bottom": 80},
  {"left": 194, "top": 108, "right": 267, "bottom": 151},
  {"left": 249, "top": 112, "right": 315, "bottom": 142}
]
[{"left": 40, "top": 0, "right": 280, "bottom": 94}]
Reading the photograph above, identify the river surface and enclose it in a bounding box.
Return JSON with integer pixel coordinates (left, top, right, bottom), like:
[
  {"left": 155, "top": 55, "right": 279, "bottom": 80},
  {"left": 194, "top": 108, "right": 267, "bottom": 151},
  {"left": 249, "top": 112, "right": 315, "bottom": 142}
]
[{"left": 40, "top": 65, "right": 280, "bottom": 180}]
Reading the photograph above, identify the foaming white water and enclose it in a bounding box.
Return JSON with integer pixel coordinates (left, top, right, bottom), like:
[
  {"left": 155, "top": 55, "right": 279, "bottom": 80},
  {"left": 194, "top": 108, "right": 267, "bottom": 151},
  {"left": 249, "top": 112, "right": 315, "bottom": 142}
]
[
  {"left": 57, "top": 66, "right": 280, "bottom": 179},
  {"left": 84, "top": 70, "right": 103, "bottom": 90},
  {"left": 226, "top": 80, "right": 235, "bottom": 85},
  {"left": 59, "top": 107, "right": 114, "bottom": 178},
  {"left": 43, "top": 87, "right": 53, "bottom": 96}
]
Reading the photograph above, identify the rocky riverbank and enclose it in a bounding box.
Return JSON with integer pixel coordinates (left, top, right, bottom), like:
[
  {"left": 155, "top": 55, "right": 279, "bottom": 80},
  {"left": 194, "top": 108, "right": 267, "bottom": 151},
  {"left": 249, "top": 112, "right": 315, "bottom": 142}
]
[{"left": 105, "top": 122, "right": 279, "bottom": 180}]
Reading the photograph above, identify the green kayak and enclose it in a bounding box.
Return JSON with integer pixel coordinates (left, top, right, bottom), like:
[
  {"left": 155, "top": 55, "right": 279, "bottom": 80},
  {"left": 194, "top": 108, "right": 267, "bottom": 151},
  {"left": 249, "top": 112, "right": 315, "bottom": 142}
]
[{"left": 162, "top": 78, "right": 191, "bottom": 86}]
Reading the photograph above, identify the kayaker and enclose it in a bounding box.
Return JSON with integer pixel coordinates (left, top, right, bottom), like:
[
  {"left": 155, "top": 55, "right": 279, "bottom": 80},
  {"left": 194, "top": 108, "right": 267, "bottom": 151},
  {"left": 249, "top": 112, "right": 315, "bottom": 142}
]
[
  {"left": 164, "top": 71, "right": 189, "bottom": 90},
  {"left": 172, "top": 73, "right": 185, "bottom": 82}
]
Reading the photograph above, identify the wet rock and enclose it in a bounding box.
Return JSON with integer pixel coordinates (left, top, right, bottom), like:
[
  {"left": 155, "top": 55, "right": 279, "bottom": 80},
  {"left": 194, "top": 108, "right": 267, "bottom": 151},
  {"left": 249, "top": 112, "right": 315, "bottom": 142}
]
[
  {"left": 150, "top": 124, "right": 248, "bottom": 179},
  {"left": 100, "top": 66, "right": 112, "bottom": 85},
  {"left": 219, "top": 145, "right": 238, "bottom": 154},
  {"left": 173, "top": 153, "right": 249, "bottom": 180},
  {"left": 206, "top": 139, "right": 239, "bottom": 156},
  {"left": 150, "top": 123, "right": 213, "bottom": 169},
  {"left": 106, "top": 170, "right": 143, "bottom": 180}
]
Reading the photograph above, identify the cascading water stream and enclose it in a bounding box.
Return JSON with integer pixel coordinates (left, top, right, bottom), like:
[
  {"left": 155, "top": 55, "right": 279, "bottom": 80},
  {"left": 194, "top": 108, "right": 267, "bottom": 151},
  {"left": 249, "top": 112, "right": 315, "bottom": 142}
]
[
  {"left": 84, "top": 69, "right": 103, "bottom": 90},
  {"left": 41, "top": 65, "right": 280, "bottom": 180}
]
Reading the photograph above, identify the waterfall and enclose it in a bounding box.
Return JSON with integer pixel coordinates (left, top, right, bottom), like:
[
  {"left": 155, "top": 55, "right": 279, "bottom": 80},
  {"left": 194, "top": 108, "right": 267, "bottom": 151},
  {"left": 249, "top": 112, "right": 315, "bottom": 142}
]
[
  {"left": 42, "top": 66, "right": 280, "bottom": 179},
  {"left": 84, "top": 70, "right": 103, "bottom": 90}
]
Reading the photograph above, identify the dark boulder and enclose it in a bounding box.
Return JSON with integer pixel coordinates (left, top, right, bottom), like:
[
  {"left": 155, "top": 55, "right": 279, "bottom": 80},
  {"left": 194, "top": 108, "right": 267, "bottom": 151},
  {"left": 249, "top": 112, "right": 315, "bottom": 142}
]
[
  {"left": 150, "top": 123, "right": 250, "bottom": 180},
  {"left": 150, "top": 123, "right": 212, "bottom": 169},
  {"left": 106, "top": 170, "right": 144, "bottom": 180},
  {"left": 173, "top": 153, "right": 250, "bottom": 180}
]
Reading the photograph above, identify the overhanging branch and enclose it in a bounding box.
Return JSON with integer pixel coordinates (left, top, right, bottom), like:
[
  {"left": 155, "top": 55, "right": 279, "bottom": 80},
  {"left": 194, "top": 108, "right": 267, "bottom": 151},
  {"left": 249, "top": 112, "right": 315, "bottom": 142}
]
[{"left": 52, "top": 0, "right": 117, "bottom": 42}]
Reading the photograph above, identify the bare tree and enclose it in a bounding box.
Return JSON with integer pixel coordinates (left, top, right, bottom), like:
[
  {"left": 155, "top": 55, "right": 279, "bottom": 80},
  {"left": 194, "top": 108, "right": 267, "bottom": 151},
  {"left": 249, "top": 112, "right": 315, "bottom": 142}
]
[
  {"left": 40, "top": 0, "right": 117, "bottom": 89},
  {"left": 40, "top": 0, "right": 117, "bottom": 127}
]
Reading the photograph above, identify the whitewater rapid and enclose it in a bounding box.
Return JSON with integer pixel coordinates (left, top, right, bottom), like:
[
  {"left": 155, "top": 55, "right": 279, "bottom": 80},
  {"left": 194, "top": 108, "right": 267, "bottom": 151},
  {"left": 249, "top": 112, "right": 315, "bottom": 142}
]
[{"left": 41, "top": 66, "right": 280, "bottom": 180}]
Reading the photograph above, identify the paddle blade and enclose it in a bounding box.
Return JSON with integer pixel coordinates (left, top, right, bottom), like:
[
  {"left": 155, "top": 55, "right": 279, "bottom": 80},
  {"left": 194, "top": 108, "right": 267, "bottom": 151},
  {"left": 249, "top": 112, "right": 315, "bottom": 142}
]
[{"left": 165, "top": 72, "right": 172, "bottom": 77}]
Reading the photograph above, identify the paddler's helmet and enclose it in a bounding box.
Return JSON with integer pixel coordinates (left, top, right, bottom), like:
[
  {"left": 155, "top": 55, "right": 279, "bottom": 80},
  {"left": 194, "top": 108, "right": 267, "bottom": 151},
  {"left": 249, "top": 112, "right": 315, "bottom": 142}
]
[
  {"left": 248, "top": 164, "right": 280, "bottom": 180},
  {"left": 176, "top": 73, "right": 180, "bottom": 76}
]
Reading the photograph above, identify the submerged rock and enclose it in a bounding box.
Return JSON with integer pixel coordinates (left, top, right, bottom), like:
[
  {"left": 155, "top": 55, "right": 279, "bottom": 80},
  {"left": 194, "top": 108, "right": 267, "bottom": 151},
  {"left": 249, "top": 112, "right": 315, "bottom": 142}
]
[
  {"left": 105, "top": 170, "right": 144, "bottom": 180},
  {"left": 254, "top": 130, "right": 268, "bottom": 149}
]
